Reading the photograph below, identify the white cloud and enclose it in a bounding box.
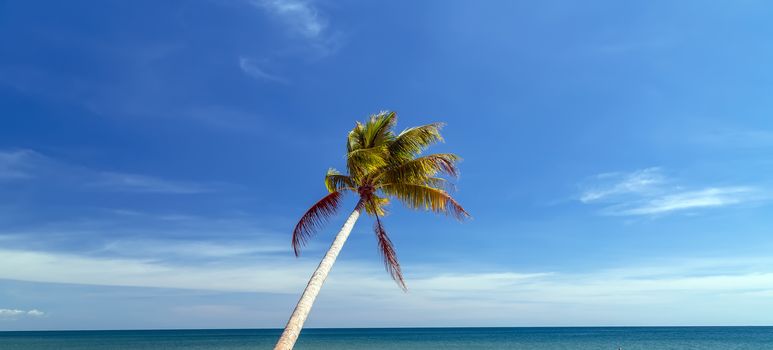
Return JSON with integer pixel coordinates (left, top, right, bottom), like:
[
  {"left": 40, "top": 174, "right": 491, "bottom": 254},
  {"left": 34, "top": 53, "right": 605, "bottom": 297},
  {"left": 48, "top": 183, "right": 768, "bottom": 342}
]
[
  {"left": 253, "top": 0, "right": 326, "bottom": 39},
  {"left": 248, "top": 0, "right": 342, "bottom": 58},
  {"left": 0, "top": 308, "right": 45, "bottom": 319},
  {"left": 580, "top": 167, "right": 665, "bottom": 203},
  {"left": 238, "top": 57, "right": 288, "bottom": 84},
  {"left": 0, "top": 148, "right": 216, "bottom": 194},
  {"left": 0, "top": 248, "right": 318, "bottom": 293},
  {"left": 4, "top": 242, "right": 773, "bottom": 325},
  {"left": 0, "top": 208, "right": 294, "bottom": 263},
  {"left": 411, "top": 272, "right": 551, "bottom": 293},
  {"left": 0, "top": 149, "right": 42, "bottom": 181},
  {"left": 614, "top": 187, "right": 757, "bottom": 216},
  {"left": 579, "top": 168, "right": 766, "bottom": 216},
  {"left": 91, "top": 172, "right": 212, "bottom": 194},
  {"left": 99, "top": 238, "right": 288, "bottom": 259},
  {"left": 26, "top": 309, "right": 45, "bottom": 317},
  {"left": 0, "top": 309, "right": 26, "bottom": 317},
  {"left": 2, "top": 247, "right": 773, "bottom": 309}
]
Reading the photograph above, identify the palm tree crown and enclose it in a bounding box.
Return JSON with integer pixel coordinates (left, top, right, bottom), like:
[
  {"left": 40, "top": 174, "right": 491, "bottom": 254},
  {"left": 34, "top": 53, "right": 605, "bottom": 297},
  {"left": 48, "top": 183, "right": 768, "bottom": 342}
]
[{"left": 292, "top": 111, "right": 469, "bottom": 290}]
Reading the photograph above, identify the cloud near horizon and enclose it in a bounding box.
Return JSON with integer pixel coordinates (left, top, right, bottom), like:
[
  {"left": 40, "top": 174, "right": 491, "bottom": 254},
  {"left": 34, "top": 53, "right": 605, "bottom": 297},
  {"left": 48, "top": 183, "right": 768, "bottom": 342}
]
[
  {"left": 579, "top": 167, "right": 766, "bottom": 216},
  {"left": 0, "top": 308, "right": 45, "bottom": 319},
  {"left": 0, "top": 245, "right": 773, "bottom": 327},
  {"left": 2, "top": 244, "right": 773, "bottom": 325}
]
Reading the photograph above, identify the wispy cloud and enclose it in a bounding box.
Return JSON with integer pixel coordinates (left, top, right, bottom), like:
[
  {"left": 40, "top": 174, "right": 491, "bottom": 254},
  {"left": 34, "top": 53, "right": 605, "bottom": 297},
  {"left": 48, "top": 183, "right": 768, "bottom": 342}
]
[
  {"left": 252, "top": 0, "right": 327, "bottom": 39},
  {"left": 0, "top": 248, "right": 310, "bottom": 293},
  {"left": 0, "top": 148, "right": 217, "bottom": 194},
  {"left": 579, "top": 167, "right": 766, "bottom": 216},
  {"left": 238, "top": 56, "right": 289, "bottom": 84},
  {"left": 91, "top": 172, "right": 213, "bottom": 194},
  {"left": 0, "top": 308, "right": 45, "bottom": 319},
  {"left": 99, "top": 238, "right": 288, "bottom": 259},
  {"left": 580, "top": 167, "right": 665, "bottom": 203},
  {"left": 613, "top": 187, "right": 757, "bottom": 216},
  {"left": 238, "top": 0, "right": 342, "bottom": 86},
  {"left": 0, "top": 207, "right": 289, "bottom": 260},
  {"left": 0, "top": 149, "right": 43, "bottom": 181},
  {"left": 3, "top": 246, "right": 773, "bottom": 326},
  {"left": 248, "top": 0, "right": 343, "bottom": 58},
  {"left": 1, "top": 248, "right": 770, "bottom": 298}
]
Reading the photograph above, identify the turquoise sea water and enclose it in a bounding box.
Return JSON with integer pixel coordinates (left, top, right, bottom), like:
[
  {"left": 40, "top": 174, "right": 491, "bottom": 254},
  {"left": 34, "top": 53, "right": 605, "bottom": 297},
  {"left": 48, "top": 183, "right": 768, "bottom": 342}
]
[{"left": 1, "top": 327, "right": 772, "bottom": 349}]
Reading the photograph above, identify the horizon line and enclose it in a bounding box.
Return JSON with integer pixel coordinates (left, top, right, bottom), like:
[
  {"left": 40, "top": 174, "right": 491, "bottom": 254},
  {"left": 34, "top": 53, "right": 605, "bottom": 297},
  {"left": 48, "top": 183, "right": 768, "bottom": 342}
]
[{"left": 3, "top": 325, "right": 773, "bottom": 333}]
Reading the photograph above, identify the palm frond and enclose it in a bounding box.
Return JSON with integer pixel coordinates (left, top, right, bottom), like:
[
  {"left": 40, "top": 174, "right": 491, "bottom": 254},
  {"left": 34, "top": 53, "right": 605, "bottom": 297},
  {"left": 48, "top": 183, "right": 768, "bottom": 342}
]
[
  {"left": 379, "top": 183, "right": 469, "bottom": 220},
  {"left": 363, "top": 111, "right": 397, "bottom": 148},
  {"left": 364, "top": 194, "right": 390, "bottom": 216},
  {"left": 376, "top": 153, "right": 460, "bottom": 183},
  {"left": 373, "top": 216, "right": 406, "bottom": 291},
  {"left": 389, "top": 123, "right": 445, "bottom": 161},
  {"left": 346, "top": 122, "right": 365, "bottom": 152},
  {"left": 325, "top": 168, "right": 356, "bottom": 193},
  {"left": 423, "top": 177, "right": 456, "bottom": 192},
  {"left": 292, "top": 191, "right": 343, "bottom": 256},
  {"left": 346, "top": 146, "right": 388, "bottom": 180}
]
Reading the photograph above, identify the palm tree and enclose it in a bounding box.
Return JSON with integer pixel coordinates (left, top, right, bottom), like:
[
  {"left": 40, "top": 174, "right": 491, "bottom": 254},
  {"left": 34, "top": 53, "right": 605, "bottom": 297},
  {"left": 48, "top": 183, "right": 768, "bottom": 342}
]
[{"left": 273, "top": 111, "right": 469, "bottom": 350}]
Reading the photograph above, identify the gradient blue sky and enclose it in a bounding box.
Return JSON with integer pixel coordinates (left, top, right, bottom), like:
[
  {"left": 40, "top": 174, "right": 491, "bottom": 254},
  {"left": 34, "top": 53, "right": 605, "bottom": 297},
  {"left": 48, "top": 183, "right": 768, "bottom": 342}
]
[{"left": 2, "top": 0, "right": 773, "bottom": 330}]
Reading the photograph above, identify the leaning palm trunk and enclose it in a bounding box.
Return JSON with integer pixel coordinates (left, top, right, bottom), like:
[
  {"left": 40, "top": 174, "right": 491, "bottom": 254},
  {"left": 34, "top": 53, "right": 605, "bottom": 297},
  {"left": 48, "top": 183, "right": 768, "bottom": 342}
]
[{"left": 273, "top": 207, "right": 361, "bottom": 350}]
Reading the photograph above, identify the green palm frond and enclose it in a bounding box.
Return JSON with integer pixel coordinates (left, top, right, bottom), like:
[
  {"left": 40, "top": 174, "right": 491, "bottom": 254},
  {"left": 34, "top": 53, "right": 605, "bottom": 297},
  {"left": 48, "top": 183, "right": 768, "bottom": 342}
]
[
  {"left": 376, "top": 153, "right": 460, "bottom": 184},
  {"left": 378, "top": 183, "right": 469, "bottom": 219},
  {"left": 422, "top": 177, "right": 455, "bottom": 192},
  {"left": 324, "top": 168, "right": 356, "bottom": 193},
  {"left": 389, "top": 123, "right": 445, "bottom": 162},
  {"left": 362, "top": 111, "right": 397, "bottom": 148},
  {"left": 364, "top": 195, "right": 390, "bottom": 216},
  {"left": 346, "top": 122, "right": 365, "bottom": 152},
  {"left": 346, "top": 146, "right": 389, "bottom": 180}
]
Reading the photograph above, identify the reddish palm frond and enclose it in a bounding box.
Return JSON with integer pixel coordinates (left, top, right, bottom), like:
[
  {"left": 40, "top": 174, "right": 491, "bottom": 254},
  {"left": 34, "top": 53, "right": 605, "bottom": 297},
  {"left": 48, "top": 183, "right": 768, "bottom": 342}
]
[
  {"left": 373, "top": 215, "right": 406, "bottom": 291},
  {"left": 444, "top": 195, "right": 470, "bottom": 220},
  {"left": 292, "top": 191, "right": 343, "bottom": 256}
]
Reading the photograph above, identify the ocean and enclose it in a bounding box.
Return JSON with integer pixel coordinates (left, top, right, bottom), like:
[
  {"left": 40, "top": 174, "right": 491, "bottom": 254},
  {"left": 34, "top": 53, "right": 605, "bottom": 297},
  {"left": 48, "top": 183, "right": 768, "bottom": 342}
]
[{"left": 1, "top": 327, "right": 771, "bottom": 349}]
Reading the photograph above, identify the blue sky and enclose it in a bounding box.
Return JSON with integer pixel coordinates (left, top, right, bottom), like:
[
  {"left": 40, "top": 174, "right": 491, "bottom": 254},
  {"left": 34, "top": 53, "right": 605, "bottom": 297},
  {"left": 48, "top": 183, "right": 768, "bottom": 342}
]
[{"left": 2, "top": 0, "right": 773, "bottom": 330}]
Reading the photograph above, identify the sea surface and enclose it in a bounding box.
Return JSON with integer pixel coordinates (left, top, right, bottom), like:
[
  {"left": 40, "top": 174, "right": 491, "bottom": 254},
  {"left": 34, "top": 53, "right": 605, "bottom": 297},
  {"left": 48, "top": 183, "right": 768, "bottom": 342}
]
[{"left": 1, "top": 327, "right": 772, "bottom": 349}]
